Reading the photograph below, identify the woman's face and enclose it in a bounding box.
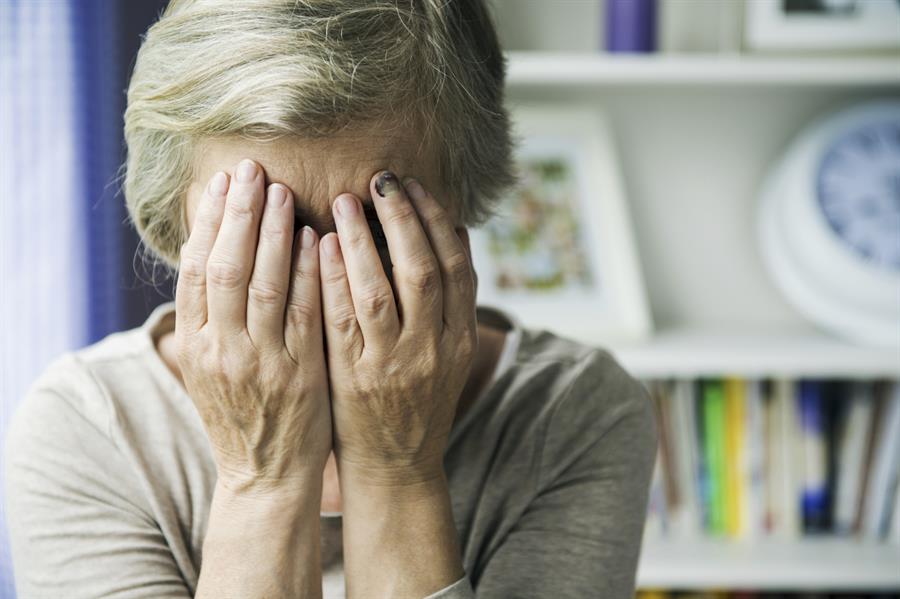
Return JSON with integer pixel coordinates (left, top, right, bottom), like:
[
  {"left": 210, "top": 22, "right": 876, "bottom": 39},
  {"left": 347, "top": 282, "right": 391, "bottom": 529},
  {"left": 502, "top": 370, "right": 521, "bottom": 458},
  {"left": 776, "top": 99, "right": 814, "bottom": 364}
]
[{"left": 184, "top": 130, "right": 446, "bottom": 236}]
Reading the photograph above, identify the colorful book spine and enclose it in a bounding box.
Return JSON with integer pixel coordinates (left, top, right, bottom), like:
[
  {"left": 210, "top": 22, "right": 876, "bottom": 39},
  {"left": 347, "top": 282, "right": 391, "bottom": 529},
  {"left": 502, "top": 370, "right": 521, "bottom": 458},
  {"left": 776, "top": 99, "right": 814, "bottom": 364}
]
[
  {"left": 646, "top": 377, "right": 899, "bottom": 544},
  {"left": 724, "top": 377, "right": 746, "bottom": 537},
  {"left": 605, "top": 0, "right": 657, "bottom": 53},
  {"left": 744, "top": 379, "right": 767, "bottom": 538},
  {"left": 799, "top": 380, "right": 828, "bottom": 533},
  {"left": 694, "top": 380, "right": 710, "bottom": 532},
  {"left": 834, "top": 382, "right": 875, "bottom": 533},
  {"left": 702, "top": 379, "right": 727, "bottom": 535},
  {"left": 672, "top": 379, "right": 701, "bottom": 537},
  {"left": 862, "top": 383, "right": 900, "bottom": 539}
]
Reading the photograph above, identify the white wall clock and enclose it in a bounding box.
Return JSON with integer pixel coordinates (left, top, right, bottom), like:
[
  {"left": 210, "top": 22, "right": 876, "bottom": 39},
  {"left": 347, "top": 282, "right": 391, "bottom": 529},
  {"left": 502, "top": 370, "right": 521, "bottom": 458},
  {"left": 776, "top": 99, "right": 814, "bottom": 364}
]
[{"left": 758, "top": 101, "right": 900, "bottom": 348}]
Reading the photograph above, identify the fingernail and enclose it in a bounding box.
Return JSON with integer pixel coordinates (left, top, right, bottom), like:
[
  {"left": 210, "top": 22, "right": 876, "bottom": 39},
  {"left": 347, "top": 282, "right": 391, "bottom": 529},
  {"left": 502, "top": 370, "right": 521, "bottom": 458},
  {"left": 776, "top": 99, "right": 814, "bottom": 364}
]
[
  {"left": 403, "top": 177, "right": 426, "bottom": 201},
  {"left": 267, "top": 184, "right": 286, "bottom": 207},
  {"left": 236, "top": 159, "right": 257, "bottom": 183},
  {"left": 208, "top": 171, "right": 229, "bottom": 197},
  {"left": 300, "top": 225, "right": 316, "bottom": 249},
  {"left": 374, "top": 171, "right": 399, "bottom": 197},
  {"left": 322, "top": 234, "right": 340, "bottom": 258},
  {"left": 336, "top": 194, "right": 358, "bottom": 217}
]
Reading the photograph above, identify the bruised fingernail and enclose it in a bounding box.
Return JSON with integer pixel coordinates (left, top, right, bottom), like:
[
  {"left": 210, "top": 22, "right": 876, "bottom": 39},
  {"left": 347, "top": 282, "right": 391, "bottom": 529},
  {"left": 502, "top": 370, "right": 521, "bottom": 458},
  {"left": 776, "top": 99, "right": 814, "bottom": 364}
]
[
  {"left": 208, "top": 171, "right": 229, "bottom": 197},
  {"left": 300, "top": 225, "right": 316, "bottom": 249},
  {"left": 374, "top": 171, "right": 399, "bottom": 197},
  {"left": 403, "top": 177, "right": 426, "bottom": 201}
]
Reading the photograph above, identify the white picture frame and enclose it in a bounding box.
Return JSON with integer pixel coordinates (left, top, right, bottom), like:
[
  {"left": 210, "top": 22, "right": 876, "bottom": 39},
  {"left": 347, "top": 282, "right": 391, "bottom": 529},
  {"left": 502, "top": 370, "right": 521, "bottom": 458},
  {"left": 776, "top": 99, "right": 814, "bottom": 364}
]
[
  {"left": 470, "top": 105, "right": 652, "bottom": 345},
  {"left": 745, "top": 0, "right": 900, "bottom": 51}
]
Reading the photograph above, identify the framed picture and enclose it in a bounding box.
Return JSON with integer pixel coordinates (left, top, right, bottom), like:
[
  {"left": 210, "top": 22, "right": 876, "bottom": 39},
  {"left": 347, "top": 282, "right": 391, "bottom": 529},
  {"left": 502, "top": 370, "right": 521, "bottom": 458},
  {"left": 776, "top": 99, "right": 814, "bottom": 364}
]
[
  {"left": 745, "top": 0, "right": 900, "bottom": 51},
  {"left": 470, "top": 106, "right": 652, "bottom": 345}
]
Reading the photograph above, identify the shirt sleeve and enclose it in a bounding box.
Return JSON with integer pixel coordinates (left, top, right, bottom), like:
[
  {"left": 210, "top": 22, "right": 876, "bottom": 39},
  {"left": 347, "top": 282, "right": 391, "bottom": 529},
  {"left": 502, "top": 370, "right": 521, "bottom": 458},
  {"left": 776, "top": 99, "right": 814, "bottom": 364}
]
[
  {"left": 423, "top": 575, "right": 475, "bottom": 599},
  {"left": 472, "top": 352, "right": 658, "bottom": 599},
  {"left": 4, "top": 385, "right": 192, "bottom": 598}
]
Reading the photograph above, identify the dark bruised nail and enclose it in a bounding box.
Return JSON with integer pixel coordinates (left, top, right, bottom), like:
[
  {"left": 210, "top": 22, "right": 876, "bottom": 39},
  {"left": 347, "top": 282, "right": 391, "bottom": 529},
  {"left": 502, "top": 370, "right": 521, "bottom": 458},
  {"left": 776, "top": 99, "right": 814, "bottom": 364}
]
[{"left": 374, "top": 171, "right": 399, "bottom": 197}]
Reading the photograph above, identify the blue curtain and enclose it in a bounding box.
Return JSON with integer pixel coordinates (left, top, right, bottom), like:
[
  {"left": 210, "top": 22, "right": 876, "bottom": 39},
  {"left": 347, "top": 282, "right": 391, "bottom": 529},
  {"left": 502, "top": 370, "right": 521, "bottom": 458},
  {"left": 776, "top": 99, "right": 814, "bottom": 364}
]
[
  {"left": 71, "top": 0, "right": 126, "bottom": 341},
  {"left": 0, "top": 1, "right": 127, "bottom": 595}
]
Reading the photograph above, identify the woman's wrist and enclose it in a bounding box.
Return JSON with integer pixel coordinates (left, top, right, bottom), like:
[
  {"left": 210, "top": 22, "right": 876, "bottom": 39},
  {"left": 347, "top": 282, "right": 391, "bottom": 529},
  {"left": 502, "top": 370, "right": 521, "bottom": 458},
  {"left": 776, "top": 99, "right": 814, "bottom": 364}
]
[
  {"left": 212, "top": 471, "right": 324, "bottom": 517},
  {"left": 197, "top": 474, "right": 325, "bottom": 599},
  {"left": 214, "top": 459, "right": 327, "bottom": 500},
  {"left": 340, "top": 467, "right": 465, "bottom": 599},
  {"left": 336, "top": 454, "right": 446, "bottom": 492}
]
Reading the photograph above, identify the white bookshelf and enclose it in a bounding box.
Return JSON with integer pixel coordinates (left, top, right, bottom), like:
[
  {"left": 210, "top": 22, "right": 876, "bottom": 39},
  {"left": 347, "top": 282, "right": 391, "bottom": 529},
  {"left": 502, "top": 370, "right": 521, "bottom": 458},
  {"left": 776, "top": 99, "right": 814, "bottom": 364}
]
[
  {"left": 507, "top": 52, "right": 900, "bottom": 88},
  {"left": 609, "top": 327, "right": 899, "bottom": 380},
  {"left": 638, "top": 538, "right": 900, "bottom": 591},
  {"left": 501, "top": 42, "right": 900, "bottom": 592},
  {"left": 502, "top": 53, "right": 900, "bottom": 372}
]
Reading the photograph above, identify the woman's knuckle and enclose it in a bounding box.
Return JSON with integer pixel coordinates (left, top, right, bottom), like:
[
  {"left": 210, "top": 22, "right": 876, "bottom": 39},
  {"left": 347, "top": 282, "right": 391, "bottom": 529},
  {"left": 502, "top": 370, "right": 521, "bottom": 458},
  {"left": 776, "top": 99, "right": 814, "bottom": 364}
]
[
  {"left": 206, "top": 259, "right": 245, "bottom": 289},
  {"left": 359, "top": 286, "right": 392, "bottom": 316},
  {"left": 224, "top": 198, "right": 256, "bottom": 222},
  {"left": 323, "top": 267, "right": 347, "bottom": 287},
  {"left": 260, "top": 224, "right": 289, "bottom": 246},
  {"left": 344, "top": 228, "right": 370, "bottom": 250},
  {"left": 331, "top": 307, "right": 358, "bottom": 333},
  {"left": 178, "top": 256, "right": 206, "bottom": 285},
  {"left": 286, "top": 295, "right": 317, "bottom": 325},
  {"left": 247, "top": 281, "right": 284, "bottom": 307},
  {"left": 385, "top": 205, "right": 417, "bottom": 227},
  {"left": 423, "top": 208, "right": 445, "bottom": 230},
  {"left": 445, "top": 252, "right": 471, "bottom": 282},
  {"left": 408, "top": 264, "right": 439, "bottom": 294}
]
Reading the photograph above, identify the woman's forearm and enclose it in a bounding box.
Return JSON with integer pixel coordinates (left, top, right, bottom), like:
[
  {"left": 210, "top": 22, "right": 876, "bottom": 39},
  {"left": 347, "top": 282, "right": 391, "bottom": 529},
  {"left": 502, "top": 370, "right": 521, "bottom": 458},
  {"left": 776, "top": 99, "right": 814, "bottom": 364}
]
[
  {"left": 340, "top": 468, "right": 465, "bottom": 599},
  {"left": 196, "top": 477, "right": 324, "bottom": 599}
]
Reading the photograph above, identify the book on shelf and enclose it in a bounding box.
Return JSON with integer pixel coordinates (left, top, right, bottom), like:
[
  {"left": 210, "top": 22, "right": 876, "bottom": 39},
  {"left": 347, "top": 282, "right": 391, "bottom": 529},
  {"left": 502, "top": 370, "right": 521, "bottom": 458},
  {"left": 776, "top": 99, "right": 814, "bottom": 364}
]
[{"left": 644, "top": 377, "right": 900, "bottom": 543}]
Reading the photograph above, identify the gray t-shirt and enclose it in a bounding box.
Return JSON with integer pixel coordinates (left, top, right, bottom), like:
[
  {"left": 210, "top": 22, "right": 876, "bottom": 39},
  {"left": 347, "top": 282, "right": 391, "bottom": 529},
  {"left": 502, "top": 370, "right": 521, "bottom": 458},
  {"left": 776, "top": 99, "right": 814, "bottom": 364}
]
[{"left": 4, "top": 302, "right": 656, "bottom": 598}]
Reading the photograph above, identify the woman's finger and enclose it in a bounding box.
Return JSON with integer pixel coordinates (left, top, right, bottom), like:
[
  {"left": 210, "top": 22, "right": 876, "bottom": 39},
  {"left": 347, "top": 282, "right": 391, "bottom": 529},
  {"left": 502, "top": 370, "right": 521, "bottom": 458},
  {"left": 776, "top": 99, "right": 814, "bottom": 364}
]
[
  {"left": 319, "top": 232, "right": 363, "bottom": 364},
  {"left": 369, "top": 171, "right": 442, "bottom": 333},
  {"left": 402, "top": 178, "right": 476, "bottom": 333},
  {"left": 175, "top": 171, "right": 229, "bottom": 336},
  {"left": 331, "top": 192, "right": 399, "bottom": 344},
  {"left": 246, "top": 183, "right": 294, "bottom": 350},
  {"left": 284, "top": 225, "right": 324, "bottom": 364},
  {"left": 206, "top": 159, "right": 265, "bottom": 337}
]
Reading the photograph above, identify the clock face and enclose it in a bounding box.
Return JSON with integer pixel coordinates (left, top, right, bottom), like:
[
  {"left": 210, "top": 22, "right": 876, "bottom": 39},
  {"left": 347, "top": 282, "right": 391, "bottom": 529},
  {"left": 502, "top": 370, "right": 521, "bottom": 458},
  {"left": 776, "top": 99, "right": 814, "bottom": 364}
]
[{"left": 815, "top": 120, "right": 900, "bottom": 271}]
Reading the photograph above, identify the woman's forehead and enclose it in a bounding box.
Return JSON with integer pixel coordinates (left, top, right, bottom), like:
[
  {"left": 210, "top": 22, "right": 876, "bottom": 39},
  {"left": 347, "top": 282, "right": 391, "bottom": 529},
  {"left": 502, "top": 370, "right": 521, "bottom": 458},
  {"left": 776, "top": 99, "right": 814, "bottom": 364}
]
[{"left": 190, "top": 132, "right": 439, "bottom": 233}]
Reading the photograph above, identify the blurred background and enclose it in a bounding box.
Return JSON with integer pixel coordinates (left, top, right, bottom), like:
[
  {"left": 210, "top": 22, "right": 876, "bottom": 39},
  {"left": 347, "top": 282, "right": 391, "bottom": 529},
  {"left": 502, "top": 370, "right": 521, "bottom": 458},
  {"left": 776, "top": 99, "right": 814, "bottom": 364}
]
[{"left": 1, "top": 0, "right": 899, "bottom": 597}]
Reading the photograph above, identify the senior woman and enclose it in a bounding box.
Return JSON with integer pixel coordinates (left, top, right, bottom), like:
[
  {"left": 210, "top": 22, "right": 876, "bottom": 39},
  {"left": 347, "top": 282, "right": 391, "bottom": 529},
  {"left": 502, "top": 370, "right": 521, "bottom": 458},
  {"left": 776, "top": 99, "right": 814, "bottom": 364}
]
[{"left": 5, "top": 1, "right": 656, "bottom": 598}]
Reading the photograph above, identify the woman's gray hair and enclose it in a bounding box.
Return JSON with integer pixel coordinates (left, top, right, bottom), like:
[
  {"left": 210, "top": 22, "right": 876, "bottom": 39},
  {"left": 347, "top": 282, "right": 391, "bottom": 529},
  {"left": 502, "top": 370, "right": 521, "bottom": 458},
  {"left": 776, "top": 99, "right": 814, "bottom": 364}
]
[{"left": 123, "top": 0, "right": 515, "bottom": 268}]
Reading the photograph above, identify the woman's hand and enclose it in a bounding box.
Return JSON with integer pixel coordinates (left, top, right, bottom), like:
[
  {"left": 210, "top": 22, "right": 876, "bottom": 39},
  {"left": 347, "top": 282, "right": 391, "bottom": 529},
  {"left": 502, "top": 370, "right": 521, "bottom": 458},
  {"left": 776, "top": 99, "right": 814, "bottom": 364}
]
[
  {"left": 174, "top": 158, "right": 332, "bottom": 494},
  {"left": 319, "top": 171, "right": 478, "bottom": 485}
]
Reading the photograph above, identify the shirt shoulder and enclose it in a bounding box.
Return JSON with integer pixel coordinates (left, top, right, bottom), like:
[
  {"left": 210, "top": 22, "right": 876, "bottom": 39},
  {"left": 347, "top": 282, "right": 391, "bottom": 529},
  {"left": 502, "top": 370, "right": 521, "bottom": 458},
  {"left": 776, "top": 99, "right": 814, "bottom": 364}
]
[
  {"left": 7, "top": 302, "right": 187, "bottom": 463},
  {"left": 489, "top": 325, "right": 656, "bottom": 485},
  {"left": 499, "top": 324, "right": 651, "bottom": 420}
]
